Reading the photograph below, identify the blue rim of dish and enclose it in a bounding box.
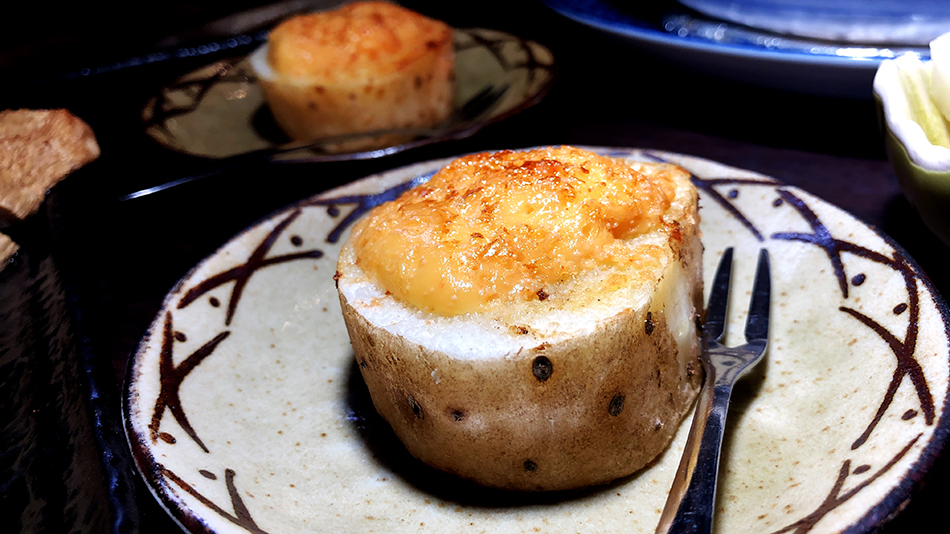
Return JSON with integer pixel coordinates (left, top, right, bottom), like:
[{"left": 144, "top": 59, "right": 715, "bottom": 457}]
[{"left": 543, "top": 0, "right": 929, "bottom": 70}]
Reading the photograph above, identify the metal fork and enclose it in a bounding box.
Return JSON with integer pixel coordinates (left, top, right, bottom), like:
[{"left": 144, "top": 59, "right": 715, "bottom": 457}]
[{"left": 655, "top": 247, "right": 771, "bottom": 534}]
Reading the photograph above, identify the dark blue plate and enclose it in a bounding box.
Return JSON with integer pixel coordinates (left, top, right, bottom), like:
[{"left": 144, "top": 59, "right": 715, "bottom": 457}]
[{"left": 544, "top": 0, "right": 929, "bottom": 98}]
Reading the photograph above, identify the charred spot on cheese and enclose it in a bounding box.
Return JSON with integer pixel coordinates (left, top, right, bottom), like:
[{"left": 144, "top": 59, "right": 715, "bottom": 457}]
[
  {"left": 668, "top": 220, "right": 683, "bottom": 244},
  {"left": 349, "top": 146, "right": 679, "bottom": 316}
]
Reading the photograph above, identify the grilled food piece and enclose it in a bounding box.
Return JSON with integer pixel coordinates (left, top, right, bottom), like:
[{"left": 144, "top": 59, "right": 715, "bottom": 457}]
[
  {"left": 336, "top": 146, "right": 703, "bottom": 491},
  {"left": 0, "top": 108, "right": 99, "bottom": 222}
]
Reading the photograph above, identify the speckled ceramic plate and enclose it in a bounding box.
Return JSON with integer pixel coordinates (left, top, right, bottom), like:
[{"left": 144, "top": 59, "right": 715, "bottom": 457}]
[
  {"left": 123, "top": 148, "right": 950, "bottom": 533},
  {"left": 141, "top": 28, "right": 555, "bottom": 161}
]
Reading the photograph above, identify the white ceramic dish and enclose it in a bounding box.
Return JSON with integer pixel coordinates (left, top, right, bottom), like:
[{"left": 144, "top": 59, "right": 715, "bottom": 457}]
[
  {"left": 124, "top": 148, "right": 950, "bottom": 533},
  {"left": 543, "top": 0, "right": 927, "bottom": 98},
  {"left": 141, "top": 28, "right": 556, "bottom": 161}
]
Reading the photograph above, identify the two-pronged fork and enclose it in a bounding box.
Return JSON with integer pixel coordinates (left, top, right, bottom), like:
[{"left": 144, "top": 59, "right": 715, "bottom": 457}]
[{"left": 656, "top": 247, "right": 772, "bottom": 534}]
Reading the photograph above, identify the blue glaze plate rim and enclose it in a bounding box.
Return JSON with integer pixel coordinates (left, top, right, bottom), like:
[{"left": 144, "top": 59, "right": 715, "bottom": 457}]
[
  {"left": 543, "top": 0, "right": 929, "bottom": 97},
  {"left": 544, "top": 0, "right": 928, "bottom": 67}
]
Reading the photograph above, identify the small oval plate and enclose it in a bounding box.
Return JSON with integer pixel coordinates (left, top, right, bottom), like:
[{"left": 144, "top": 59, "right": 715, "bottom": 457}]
[{"left": 141, "top": 28, "right": 556, "bottom": 161}]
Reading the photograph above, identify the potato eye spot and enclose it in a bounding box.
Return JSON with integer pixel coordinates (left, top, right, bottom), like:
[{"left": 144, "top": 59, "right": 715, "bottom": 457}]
[
  {"left": 407, "top": 395, "right": 423, "bottom": 419},
  {"left": 608, "top": 394, "right": 625, "bottom": 416},
  {"left": 532, "top": 356, "right": 553, "bottom": 382}
]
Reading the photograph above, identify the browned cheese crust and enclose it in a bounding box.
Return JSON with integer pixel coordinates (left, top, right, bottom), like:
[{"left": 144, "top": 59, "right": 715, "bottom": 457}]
[{"left": 0, "top": 109, "right": 100, "bottom": 222}]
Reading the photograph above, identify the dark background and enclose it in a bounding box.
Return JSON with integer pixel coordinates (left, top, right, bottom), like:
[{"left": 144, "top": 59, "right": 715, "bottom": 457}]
[{"left": 2, "top": 1, "right": 948, "bottom": 532}]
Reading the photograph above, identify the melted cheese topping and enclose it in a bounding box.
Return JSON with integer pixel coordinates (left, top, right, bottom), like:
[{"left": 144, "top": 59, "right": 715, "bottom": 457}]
[
  {"left": 266, "top": 1, "right": 452, "bottom": 81},
  {"left": 350, "top": 146, "right": 678, "bottom": 316}
]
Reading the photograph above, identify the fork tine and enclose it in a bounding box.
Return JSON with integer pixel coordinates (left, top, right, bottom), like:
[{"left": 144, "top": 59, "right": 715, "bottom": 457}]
[
  {"left": 704, "top": 247, "right": 734, "bottom": 343},
  {"left": 657, "top": 248, "right": 771, "bottom": 534},
  {"left": 744, "top": 248, "right": 771, "bottom": 343}
]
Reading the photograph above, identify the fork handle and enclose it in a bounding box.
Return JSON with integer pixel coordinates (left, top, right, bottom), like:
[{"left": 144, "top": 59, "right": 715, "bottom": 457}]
[{"left": 655, "top": 368, "right": 734, "bottom": 534}]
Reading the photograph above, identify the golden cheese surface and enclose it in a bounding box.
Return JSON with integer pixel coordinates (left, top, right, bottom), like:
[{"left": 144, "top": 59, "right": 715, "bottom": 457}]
[
  {"left": 350, "top": 146, "right": 683, "bottom": 316},
  {"left": 266, "top": 1, "right": 452, "bottom": 81}
]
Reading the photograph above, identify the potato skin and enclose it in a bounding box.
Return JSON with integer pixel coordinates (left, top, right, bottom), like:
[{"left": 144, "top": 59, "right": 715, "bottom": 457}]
[
  {"left": 336, "top": 166, "right": 703, "bottom": 491},
  {"left": 341, "top": 290, "right": 701, "bottom": 491}
]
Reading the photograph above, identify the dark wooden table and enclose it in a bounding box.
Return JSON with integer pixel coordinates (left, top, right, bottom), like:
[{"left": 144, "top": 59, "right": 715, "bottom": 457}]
[{"left": 2, "top": 1, "right": 948, "bottom": 532}]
